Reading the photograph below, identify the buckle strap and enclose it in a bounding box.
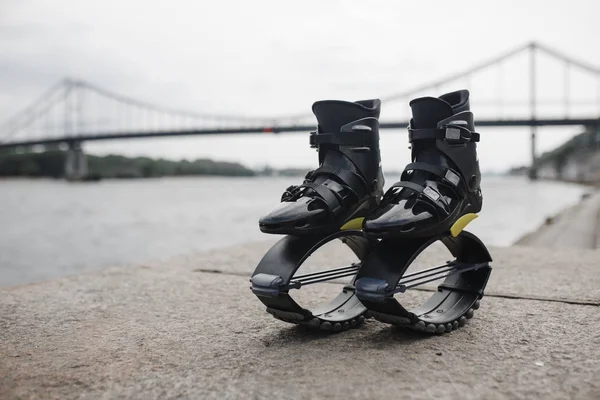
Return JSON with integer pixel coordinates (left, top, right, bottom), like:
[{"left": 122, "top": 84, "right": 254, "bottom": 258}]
[
  {"left": 390, "top": 181, "right": 426, "bottom": 194},
  {"left": 309, "top": 131, "right": 372, "bottom": 148},
  {"left": 309, "top": 166, "right": 368, "bottom": 198},
  {"left": 402, "top": 162, "right": 446, "bottom": 180},
  {"left": 402, "top": 162, "right": 466, "bottom": 197},
  {"left": 389, "top": 181, "right": 449, "bottom": 215},
  {"left": 283, "top": 165, "right": 368, "bottom": 216},
  {"left": 408, "top": 126, "right": 480, "bottom": 144},
  {"left": 299, "top": 182, "right": 343, "bottom": 216}
]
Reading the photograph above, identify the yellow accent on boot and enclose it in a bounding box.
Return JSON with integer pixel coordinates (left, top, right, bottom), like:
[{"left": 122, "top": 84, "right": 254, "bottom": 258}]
[
  {"left": 340, "top": 217, "right": 365, "bottom": 231},
  {"left": 449, "top": 213, "right": 478, "bottom": 237}
]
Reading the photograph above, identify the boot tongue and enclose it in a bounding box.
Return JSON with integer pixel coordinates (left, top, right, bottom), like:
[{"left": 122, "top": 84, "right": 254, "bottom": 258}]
[
  {"left": 312, "top": 100, "right": 379, "bottom": 132},
  {"left": 409, "top": 97, "right": 453, "bottom": 129}
]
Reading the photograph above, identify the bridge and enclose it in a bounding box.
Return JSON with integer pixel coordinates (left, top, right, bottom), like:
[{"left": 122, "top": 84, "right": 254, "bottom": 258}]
[{"left": 1, "top": 42, "right": 599, "bottom": 180}]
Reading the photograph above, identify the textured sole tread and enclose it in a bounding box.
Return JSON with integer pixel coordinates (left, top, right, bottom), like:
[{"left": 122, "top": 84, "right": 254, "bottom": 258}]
[
  {"left": 266, "top": 307, "right": 366, "bottom": 333},
  {"left": 369, "top": 299, "right": 482, "bottom": 334}
]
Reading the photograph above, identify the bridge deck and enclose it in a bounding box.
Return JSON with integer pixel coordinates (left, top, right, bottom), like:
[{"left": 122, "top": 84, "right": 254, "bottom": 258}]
[{"left": 1, "top": 117, "right": 599, "bottom": 149}]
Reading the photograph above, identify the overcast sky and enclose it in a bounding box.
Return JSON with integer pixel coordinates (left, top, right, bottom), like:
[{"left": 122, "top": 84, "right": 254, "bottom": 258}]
[{"left": 1, "top": 0, "right": 599, "bottom": 172}]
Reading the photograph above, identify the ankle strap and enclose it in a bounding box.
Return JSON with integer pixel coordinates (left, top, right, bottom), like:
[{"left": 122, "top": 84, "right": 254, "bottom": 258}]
[
  {"left": 388, "top": 181, "right": 450, "bottom": 215},
  {"left": 408, "top": 125, "right": 480, "bottom": 144},
  {"left": 401, "top": 162, "right": 467, "bottom": 197},
  {"left": 309, "top": 130, "right": 373, "bottom": 149}
]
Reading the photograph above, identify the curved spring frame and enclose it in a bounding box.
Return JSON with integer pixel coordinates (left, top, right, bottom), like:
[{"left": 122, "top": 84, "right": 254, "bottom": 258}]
[
  {"left": 250, "top": 230, "right": 492, "bottom": 334},
  {"left": 250, "top": 230, "right": 371, "bottom": 332},
  {"left": 355, "top": 231, "right": 492, "bottom": 333}
]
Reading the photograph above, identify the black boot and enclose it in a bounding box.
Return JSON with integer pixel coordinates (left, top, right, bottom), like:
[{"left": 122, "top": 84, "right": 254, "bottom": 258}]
[
  {"left": 259, "top": 99, "right": 384, "bottom": 235},
  {"left": 363, "top": 90, "right": 482, "bottom": 238}
]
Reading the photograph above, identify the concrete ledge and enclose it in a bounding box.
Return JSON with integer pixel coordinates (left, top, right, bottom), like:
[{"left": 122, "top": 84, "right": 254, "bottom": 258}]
[
  {"left": 2, "top": 238, "right": 600, "bottom": 399},
  {"left": 516, "top": 191, "right": 600, "bottom": 250},
  {"left": 170, "top": 239, "right": 600, "bottom": 304}
]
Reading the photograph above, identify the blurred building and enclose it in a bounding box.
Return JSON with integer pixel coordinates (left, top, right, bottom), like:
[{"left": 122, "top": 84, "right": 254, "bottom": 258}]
[{"left": 536, "top": 127, "right": 600, "bottom": 183}]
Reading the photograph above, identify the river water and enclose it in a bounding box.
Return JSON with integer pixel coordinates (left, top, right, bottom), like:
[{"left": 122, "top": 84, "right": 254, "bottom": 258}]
[{"left": 0, "top": 175, "right": 588, "bottom": 287}]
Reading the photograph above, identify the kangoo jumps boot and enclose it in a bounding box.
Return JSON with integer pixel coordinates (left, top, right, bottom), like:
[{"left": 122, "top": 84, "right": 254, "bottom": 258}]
[
  {"left": 363, "top": 90, "right": 482, "bottom": 238},
  {"left": 259, "top": 99, "right": 385, "bottom": 235}
]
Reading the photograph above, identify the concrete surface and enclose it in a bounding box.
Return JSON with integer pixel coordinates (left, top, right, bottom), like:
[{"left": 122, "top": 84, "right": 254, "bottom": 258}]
[
  {"left": 175, "top": 240, "right": 600, "bottom": 304},
  {"left": 2, "top": 235, "right": 600, "bottom": 399},
  {"left": 516, "top": 191, "right": 600, "bottom": 250}
]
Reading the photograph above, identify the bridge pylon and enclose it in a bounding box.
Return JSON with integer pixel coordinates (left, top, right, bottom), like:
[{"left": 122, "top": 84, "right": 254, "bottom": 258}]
[{"left": 64, "top": 141, "right": 88, "bottom": 181}]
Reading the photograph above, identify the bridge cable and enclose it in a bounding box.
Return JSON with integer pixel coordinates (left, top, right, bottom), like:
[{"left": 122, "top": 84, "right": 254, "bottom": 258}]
[{"left": 0, "top": 81, "right": 70, "bottom": 143}]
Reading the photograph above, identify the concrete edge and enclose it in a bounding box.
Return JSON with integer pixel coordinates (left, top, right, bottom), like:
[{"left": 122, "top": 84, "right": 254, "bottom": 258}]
[{"left": 514, "top": 189, "right": 600, "bottom": 249}]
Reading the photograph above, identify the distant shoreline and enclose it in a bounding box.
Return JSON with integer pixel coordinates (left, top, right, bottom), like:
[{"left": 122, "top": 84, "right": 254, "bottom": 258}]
[
  {"left": 0, "top": 150, "right": 310, "bottom": 180},
  {"left": 1, "top": 149, "right": 517, "bottom": 181}
]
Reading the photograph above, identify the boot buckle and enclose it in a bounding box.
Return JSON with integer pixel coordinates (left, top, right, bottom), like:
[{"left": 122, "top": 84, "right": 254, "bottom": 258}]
[
  {"left": 445, "top": 127, "right": 469, "bottom": 144},
  {"left": 444, "top": 125, "right": 474, "bottom": 144},
  {"left": 445, "top": 127, "right": 461, "bottom": 141},
  {"left": 309, "top": 131, "right": 318, "bottom": 148},
  {"left": 423, "top": 186, "right": 441, "bottom": 202},
  {"left": 444, "top": 170, "right": 461, "bottom": 187}
]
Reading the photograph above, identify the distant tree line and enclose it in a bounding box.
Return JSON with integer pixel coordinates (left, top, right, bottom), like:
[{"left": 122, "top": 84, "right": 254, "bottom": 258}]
[{"left": 0, "top": 149, "right": 256, "bottom": 179}]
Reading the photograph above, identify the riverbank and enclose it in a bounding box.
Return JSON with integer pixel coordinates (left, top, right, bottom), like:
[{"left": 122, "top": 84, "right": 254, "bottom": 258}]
[
  {"left": 0, "top": 150, "right": 256, "bottom": 178},
  {"left": 508, "top": 127, "right": 600, "bottom": 185},
  {"left": 515, "top": 189, "right": 600, "bottom": 249},
  {"left": 0, "top": 150, "right": 313, "bottom": 179}
]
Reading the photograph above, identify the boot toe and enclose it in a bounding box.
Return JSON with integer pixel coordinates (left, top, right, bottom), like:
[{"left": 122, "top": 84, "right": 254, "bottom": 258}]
[
  {"left": 363, "top": 200, "right": 434, "bottom": 235},
  {"left": 259, "top": 198, "right": 326, "bottom": 233}
]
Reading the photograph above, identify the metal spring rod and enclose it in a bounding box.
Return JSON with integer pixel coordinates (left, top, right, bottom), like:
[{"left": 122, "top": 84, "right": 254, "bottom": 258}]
[
  {"left": 293, "top": 264, "right": 359, "bottom": 280},
  {"left": 398, "top": 266, "right": 457, "bottom": 286},
  {"left": 401, "top": 271, "right": 457, "bottom": 290},
  {"left": 291, "top": 270, "right": 360, "bottom": 287},
  {"left": 398, "top": 263, "right": 484, "bottom": 291},
  {"left": 399, "top": 262, "right": 454, "bottom": 280},
  {"left": 294, "top": 267, "right": 360, "bottom": 284}
]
